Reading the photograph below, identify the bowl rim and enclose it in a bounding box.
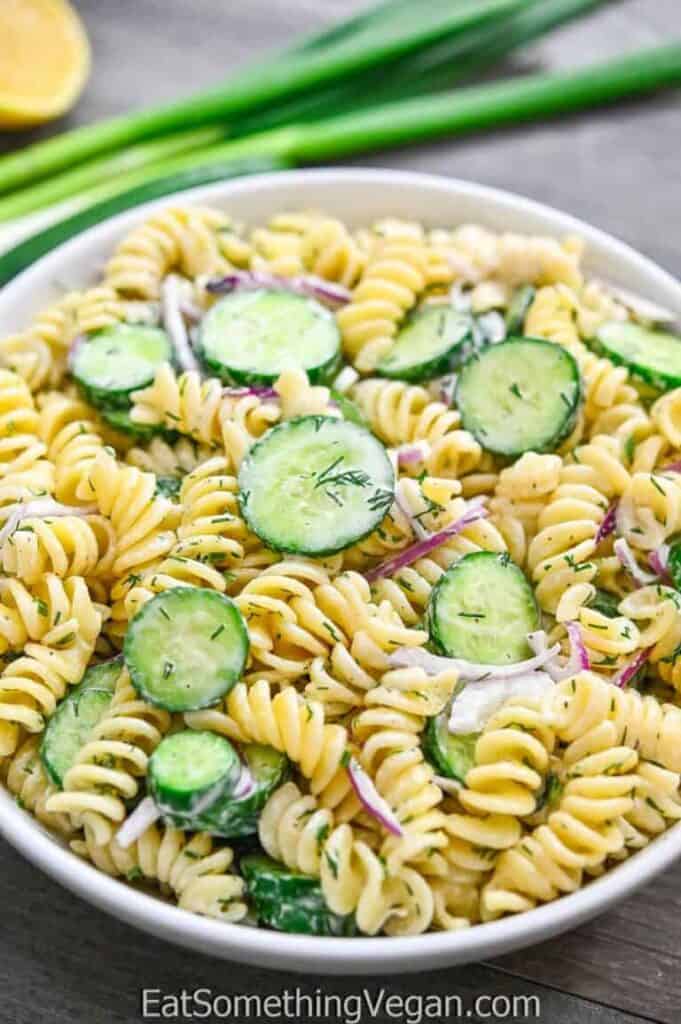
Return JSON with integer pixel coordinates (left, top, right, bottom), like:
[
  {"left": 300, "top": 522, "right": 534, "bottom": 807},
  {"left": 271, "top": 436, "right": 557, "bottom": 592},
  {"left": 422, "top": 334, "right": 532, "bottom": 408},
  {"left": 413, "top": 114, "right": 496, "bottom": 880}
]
[{"left": 1, "top": 166, "right": 680, "bottom": 974}]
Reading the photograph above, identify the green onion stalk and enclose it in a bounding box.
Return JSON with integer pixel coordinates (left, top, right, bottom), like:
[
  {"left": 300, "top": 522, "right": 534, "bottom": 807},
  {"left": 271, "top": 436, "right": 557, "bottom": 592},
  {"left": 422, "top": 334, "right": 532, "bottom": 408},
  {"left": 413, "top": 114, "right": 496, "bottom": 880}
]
[
  {"left": 0, "top": 0, "right": 529, "bottom": 195},
  {"left": 72, "top": 43, "right": 681, "bottom": 176}
]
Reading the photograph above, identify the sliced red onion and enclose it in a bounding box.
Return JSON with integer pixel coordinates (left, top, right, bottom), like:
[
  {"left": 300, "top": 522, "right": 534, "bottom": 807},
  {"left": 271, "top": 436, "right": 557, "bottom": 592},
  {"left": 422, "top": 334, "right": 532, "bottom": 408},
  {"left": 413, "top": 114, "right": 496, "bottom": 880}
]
[
  {"left": 614, "top": 537, "right": 659, "bottom": 586},
  {"left": 448, "top": 670, "right": 555, "bottom": 734},
  {"left": 527, "top": 630, "right": 569, "bottom": 681},
  {"left": 433, "top": 775, "right": 462, "bottom": 795},
  {"left": 232, "top": 765, "right": 256, "bottom": 801},
  {"left": 449, "top": 283, "right": 472, "bottom": 312},
  {"left": 595, "top": 502, "right": 618, "bottom": 544},
  {"left": 161, "top": 275, "right": 199, "bottom": 372},
  {"left": 662, "top": 460, "right": 681, "bottom": 474},
  {"left": 115, "top": 796, "right": 161, "bottom": 849},
  {"left": 333, "top": 366, "right": 359, "bottom": 394},
  {"left": 438, "top": 375, "right": 457, "bottom": 406},
  {"left": 396, "top": 442, "right": 431, "bottom": 467},
  {"left": 347, "top": 757, "right": 403, "bottom": 837},
  {"left": 222, "top": 385, "right": 279, "bottom": 400},
  {"left": 595, "top": 279, "right": 680, "bottom": 327},
  {"left": 179, "top": 299, "right": 203, "bottom": 323},
  {"left": 0, "top": 499, "right": 97, "bottom": 549},
  {"left": 388, "top": 640, "right": 561, "bottom": 681},
  {"left": 565, "top": 620, "right": 590, "bottom": 672},
  {"left": 393, "top": 479, "right": 430, "bottom": 542},
  {"left": 365, "top": 499, "right": 488, "bottom": 582},
  {"left": 67, "top": 333, "right": 87, "bottom": 372},
  {"left": 206, "top": 271, "right": 351, "bottom": 307},
  {"left": 648, "top": 544, "right": 671, "bottom": 581},
  {"left": 612, "top": 647, "right": 652, "bottom": 688},
  {"left": 476, "top": 311, "right": 507, "bottom": 344}
]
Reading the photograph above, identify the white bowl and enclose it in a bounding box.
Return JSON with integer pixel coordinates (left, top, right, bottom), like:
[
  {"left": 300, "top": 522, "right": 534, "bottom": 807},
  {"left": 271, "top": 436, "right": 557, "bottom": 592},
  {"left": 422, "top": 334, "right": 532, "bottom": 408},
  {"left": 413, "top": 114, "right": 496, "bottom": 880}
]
[{"left": 1, "top": 168, "right": 680, "bottom": 975}]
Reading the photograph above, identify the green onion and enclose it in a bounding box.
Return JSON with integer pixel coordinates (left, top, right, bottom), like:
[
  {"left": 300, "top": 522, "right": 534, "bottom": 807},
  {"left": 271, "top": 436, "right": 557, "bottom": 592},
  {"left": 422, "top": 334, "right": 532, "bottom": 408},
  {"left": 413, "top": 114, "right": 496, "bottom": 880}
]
[
  {"left": 0, "top": 0, "right": 526, "bottom": 195},
  {"left": 0, "top": 127, "right": 227, "bottom": 223},
  {"left": 0, "top": 0, "right": 619, "bottom": 225},
  {"left": 88, "top": 43, "right": 681, "bottom": 169}
]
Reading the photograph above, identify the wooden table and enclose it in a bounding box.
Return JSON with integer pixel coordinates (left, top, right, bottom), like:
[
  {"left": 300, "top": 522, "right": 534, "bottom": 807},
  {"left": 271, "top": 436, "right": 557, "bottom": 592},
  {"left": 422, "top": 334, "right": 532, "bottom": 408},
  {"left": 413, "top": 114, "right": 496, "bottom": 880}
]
[{"left": 1, "top": 2, "right": 680, "bottom": 1021}]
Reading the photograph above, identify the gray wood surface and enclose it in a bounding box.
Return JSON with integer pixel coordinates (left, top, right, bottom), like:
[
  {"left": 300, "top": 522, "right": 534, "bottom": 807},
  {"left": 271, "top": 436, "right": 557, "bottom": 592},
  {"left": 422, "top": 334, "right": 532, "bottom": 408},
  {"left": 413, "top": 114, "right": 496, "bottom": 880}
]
[{"left": 1, "top": 1, "right": 680, "bottom": 1021}]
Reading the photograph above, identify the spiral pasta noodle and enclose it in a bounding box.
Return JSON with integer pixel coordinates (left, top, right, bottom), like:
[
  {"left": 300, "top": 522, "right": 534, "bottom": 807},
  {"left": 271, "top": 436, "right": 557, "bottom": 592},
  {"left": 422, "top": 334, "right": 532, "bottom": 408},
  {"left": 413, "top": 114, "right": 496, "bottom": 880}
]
[
  {"left": 546, "top": 671, "right": 681, "bottom": 773},
  {"left": 84, "top": 448, "right": 181, "bottom": 580},
  {"left": 0, "top": 576, "right": 103, "bottom": 756},
  {"left": 260, "top": 782, "right": 435, "bottom": 935},
  {"left": 352, "top": 378, "right": 483, "bottom": 481},
  {"left": 3, "top": 735, "right": 73, "bottom": 836},
  {"left": 72, "top": 822, "right": 247, "bottom": 921},
  {"left": 37, "top": 392, "right": 108, "bottom": 505},
  {"left": 481, "top": 728, "right": 638, "bottom": 918},
  {"left": 353, "top": 665, "right": 458, "bottom": 871},
  {"left": 105, "top": 205, "right": 234, "bottom": 299},
  {"left": 337, "top": 238, "right": 429, "bottom": 371}
]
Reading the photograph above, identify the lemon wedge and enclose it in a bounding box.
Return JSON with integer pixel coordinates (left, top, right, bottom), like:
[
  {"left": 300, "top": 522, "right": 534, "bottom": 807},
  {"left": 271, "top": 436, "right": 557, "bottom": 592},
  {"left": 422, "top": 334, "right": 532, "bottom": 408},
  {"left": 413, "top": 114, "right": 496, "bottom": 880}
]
[{"left": 0, "top": 0, "right": 91, "bottom": 128}]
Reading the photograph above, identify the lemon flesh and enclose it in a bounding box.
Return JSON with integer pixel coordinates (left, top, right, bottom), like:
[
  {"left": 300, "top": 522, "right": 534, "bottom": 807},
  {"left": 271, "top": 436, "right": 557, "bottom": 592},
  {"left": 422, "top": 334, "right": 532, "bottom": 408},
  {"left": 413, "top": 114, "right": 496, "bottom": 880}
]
[{"left": 0, "top": 0, "right": 91, "bottom": 128}]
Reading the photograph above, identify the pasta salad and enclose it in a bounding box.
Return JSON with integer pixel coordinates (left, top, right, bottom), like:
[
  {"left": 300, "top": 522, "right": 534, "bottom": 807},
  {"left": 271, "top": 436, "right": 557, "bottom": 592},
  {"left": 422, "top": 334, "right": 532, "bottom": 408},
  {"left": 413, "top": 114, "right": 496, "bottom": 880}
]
[{"left": 1, "top": 203, "right": 681, "bottom": 937}]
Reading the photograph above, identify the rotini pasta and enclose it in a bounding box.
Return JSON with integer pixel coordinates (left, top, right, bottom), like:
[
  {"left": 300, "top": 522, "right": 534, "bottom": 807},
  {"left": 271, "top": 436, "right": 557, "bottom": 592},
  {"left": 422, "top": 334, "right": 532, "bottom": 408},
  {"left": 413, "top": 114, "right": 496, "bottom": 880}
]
[{"left": 2, "top": 201, "right": 680, "bottom": 942}]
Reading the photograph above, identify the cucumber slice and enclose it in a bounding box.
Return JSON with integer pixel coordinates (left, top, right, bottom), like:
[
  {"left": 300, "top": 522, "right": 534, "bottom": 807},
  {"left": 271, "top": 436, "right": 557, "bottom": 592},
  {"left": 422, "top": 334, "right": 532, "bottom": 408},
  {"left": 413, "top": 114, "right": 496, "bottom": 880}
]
[
  {"left": 40, "top": 657, "right": 122, "bottom": 787},
  {"left": 149, "top": 730, "right": 242, "bottom": 820},
  {"left": 428, "top": 552, "right": 539, "bottom": 665},
  {"left": 241, "top": 854, "right": 356, "bottom": 936},
  {"left": 423, "top": 710, "right": 477, "bottom": 784},
  {"left": 505, "top": 286, "right": 536, "bottom": 334},
  {"left": 376, "top": 307, "right": 474, "bottom": 382},
  {"left": 150, "top": 735, "right": 288, "bottom": 837},
  {"left": 594, "top": 321, "right": 681, "bottom": 392},
  {"left": 199, "top": 290, "right": 341, "bottom": 386},
  {"left": 124, "top": 588, "right": 249, "bottom": 711},
  {"left": 238, "top": 416, "right": 395, "bottom": 556},
  {"left": 72, "top": 324, "right": 173, "bottom": 410},
  {"left": 456, "top": 338, "right": 580, "bottom": 456}
]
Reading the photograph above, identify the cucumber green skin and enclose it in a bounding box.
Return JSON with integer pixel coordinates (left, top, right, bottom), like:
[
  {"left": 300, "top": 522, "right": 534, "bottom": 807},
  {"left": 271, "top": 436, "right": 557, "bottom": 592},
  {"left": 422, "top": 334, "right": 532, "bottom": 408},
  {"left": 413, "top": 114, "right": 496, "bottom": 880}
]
[
  {"left": 72, "top": 325, "right": 173, "bottom": 411},
  {"left": 241, "top": 855, "right": 356, "bottom": 936},
  {"left": 588, "top": 588, "right": 621, "bottom": 618},
  {"left": 198, "top": 291, "right": 342, "bottom": 387},
  {"left": 592, "top": 322, "right": 681, "bottom": 392},
  {"left": 376, "top": 308, "right": 475, "bottom": 383},
  {"left": 505, "top": 286, "right": 536, "bottom": 334},
  {"left": 238, "top": 415, "right": 395, "bottom": 557},
  {"left": 149, "top": 731, "right": 242, "bottom": 818},
  {"left": 154, "top": 475, "right": 183, "bottom": 502},
  {"left": 0, "top": 158, "right": 288, "bottom": 288},
  {"left": 100, "top": 406, "right": 167, "bottom": 441},
  {"left": 124, "top": 588, "right": 249, "bottom": 712},
  {"left": 186, "top": 744, "right": 290, "bottom": 838},
  {"left": 154, "top": 743, "right": 289, "bottom": 837},
  {"left": 422, "top": 712, "right": 478, "bottom": 784},
  {"left": 40, "top": 656, "right": 122, "bottom": 787},
  {"left": 456, "top": 337, "right": 581, "bottom": 457},
  {"left": 202, "top": 347, "right": 342, "bottom": 389},
  {"left": 427, "top": 551, "right": 539, "bottom": 665},
  {"left": 668, "top": 542, "right": 681, "bottom": 592}
]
